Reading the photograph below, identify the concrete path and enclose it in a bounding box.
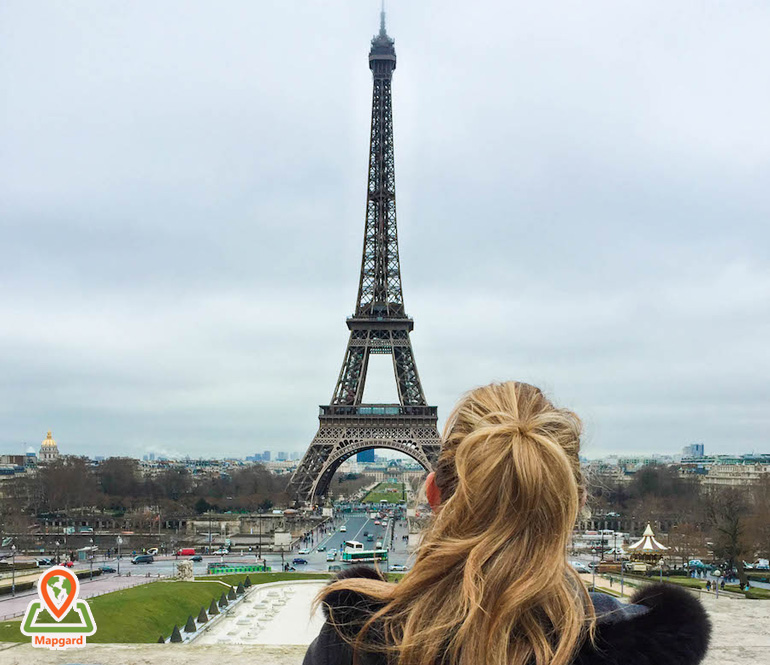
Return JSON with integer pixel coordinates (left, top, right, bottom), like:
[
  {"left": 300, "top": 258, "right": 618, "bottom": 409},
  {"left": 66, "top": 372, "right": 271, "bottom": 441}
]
[
  {"left": 0, "top": 577, "right": 767, "bottom": 665},
  {"left": 0, "top": 574, "right": 159, "bottom": 621}
]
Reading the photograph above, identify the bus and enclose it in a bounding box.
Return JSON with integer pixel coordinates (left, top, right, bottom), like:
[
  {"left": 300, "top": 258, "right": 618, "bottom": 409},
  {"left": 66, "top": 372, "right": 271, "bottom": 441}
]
[{"left": 341, "top": 540, "right": 388, "bottom": 564}]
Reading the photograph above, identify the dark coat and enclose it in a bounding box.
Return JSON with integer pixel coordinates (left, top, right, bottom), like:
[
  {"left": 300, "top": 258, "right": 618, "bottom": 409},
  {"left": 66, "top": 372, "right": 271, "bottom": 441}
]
[{"left": 303, "top": 566, "right": 711, "bottom": 665}]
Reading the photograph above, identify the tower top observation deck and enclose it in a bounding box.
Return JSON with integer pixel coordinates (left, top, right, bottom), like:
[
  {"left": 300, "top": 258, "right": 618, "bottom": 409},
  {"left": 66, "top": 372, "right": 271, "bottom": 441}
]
[{"left": 370, "top": 9, "right": 396, "bottom": 74}]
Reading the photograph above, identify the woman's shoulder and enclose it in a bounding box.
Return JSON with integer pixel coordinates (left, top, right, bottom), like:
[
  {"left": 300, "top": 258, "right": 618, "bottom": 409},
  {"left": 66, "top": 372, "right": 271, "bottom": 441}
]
[
  {"left": 576, "top": 583, "right": 711, "bottom": 665},
  {"left": 303, "top": 566, "right": 387, "bottom": 665},
  {"left": 307, "top": 572, "right": 711, "bottom": 665}
]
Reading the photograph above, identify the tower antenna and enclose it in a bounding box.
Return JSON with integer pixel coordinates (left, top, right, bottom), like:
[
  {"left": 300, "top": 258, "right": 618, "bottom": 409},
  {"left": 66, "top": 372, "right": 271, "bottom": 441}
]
[{"left": 380, "top": 0, "right": 386, "bottom": 36}]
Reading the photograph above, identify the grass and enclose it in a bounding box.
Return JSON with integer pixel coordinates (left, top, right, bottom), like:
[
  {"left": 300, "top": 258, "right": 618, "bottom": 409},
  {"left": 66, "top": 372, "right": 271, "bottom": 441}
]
[
  {"left": 362, "top": 481, "right": 405, "bottom": 504},
  {"left": 196, "top": 572, "right": 332, "bottom": 587},
  {"left": 0, "top": 580, "right": 229, "bottom": 643}
]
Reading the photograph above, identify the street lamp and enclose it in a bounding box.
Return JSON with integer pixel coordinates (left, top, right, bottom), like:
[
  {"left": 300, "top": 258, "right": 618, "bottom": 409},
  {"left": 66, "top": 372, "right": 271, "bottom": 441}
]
[
  {"left": 55, "top": 540, "right": 60, "bottom": 566},
  {"left": 257, "top": 509, "right": 263, "bottom": 559},
  {"left": 11, "top": 545, "right": 16, "bottom": 597},
  {"left": 89, "top": 538, "right": 94, "bottom": 580},
  {"left": 116, "top": 536, "right": 123, "bottom": 575},
  {"left": 591, "top": 548, "right": 597, "bottom": 591}
]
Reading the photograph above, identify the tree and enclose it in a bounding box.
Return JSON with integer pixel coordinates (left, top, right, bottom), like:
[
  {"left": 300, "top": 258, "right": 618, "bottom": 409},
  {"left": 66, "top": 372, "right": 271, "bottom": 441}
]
[{"left": 706, "top": 487, "right": 751, "bottom": 587}]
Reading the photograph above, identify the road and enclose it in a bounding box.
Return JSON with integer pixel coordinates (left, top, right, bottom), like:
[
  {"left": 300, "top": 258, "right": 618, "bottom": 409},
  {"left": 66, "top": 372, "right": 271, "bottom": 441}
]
[{"left": 87, "top": 511, "right": 412, "bottom": 577}]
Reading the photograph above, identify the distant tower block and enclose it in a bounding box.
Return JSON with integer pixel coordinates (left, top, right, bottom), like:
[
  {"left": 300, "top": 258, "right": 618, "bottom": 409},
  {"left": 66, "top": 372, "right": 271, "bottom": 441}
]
[
  {"left": 39, "top": 430, "right": 61, "bottom": 463},
  {"left": 289, "top": 11, "right": 440, "bottom": 506}
]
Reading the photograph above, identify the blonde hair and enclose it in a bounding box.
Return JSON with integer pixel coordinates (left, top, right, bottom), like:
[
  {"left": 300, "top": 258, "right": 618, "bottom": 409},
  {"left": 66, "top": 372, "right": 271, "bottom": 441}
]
[{"left": 318, "top": 381, "right": 597, "bottom": 665}]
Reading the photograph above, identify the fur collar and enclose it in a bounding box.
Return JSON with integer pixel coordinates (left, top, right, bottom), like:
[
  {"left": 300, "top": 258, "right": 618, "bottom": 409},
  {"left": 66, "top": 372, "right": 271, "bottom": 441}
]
[{"left": 321, "top": 566, "right": 711, "bottom": 665}]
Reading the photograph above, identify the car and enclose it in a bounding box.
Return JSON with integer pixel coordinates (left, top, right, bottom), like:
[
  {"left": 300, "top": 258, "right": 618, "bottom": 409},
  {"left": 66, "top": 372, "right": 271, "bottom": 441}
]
[
  {"left": 36, "top": 558, "right": 53, "bottom": 567},
  {"left": 99, "top": 565, "right": 116, "bottom": 573},
  {"left": 328, "top": 549, "right": 337, "bottom": 555},
  {"left": 375, "top": 541, "right": 383, "bottom": 549},
  {"left": 146, "top": 547, "right": 159, "bottom": 556},
  {"left": 298, "top": 548, "right": 311, "bottom": 555},
  {"left": 374, "top": 520, "right": 380, "bottom": 526},
  {"left": 212, "top": 548, "right": 229, "bottom": 555},
  {"left": 176, "top": 548, "right": 196, "bottom": 556},
  {"left": 317, "top": 546, "right": 326, "bottom": 552},
  {"left": 362, "top": 531, "right": 369, "bottom": 537},
  {"left": 326, "top": 553, "right": 336, "bottom": 561},
  {"left": 131, "top": 554, "right": 154, "bottom": 564},
  {"left": 569, "top": 561, "right": 590, "bottom": 574},
  {"left": 190, "top": 555, "right": 202, "bottom": 562},
  {"left": 63, "top": 560, "right": 74, "bottom": 567},
  {"left": 390, "top": 564, "right": 408, "bottom": 572},
  {"left": 339, "top": 526, "right": 347, "bottom": 532},
  {"left": 366, "top": 535, "right": 374, "bottom": 542},
  {"left": 292, "top": 558, "right": 308, "bottom": 565},
  {"left": 328, "top": 565, "right": 342, "bottom": 572}
]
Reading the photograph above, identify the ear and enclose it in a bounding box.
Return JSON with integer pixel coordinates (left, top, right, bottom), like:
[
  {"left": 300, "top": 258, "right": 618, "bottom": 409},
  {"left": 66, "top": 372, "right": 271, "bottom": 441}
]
[{"left": 425, "top": 471, "right": 441, "bottom": 509}]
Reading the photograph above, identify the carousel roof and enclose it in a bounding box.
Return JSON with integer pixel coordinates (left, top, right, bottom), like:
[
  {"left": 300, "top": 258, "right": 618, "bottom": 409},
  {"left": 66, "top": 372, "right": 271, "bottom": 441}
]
[{"left": 628, "top": 523, "right": 668, "bottom": 552}]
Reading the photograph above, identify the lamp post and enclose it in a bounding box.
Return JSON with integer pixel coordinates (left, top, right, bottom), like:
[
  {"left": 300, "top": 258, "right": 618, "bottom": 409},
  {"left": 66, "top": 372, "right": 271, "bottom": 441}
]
[
  {"left": 55, "top": 540, "right": 60, "bottom": 566},
  {"left": 116, "top": 536, "right": 123, "bottom": 575},
  {"left": 257, "top": 509, "right": 263, "bottom": 560},
  {"left": 620, "top": 557, "right": 625, "bottom": 597},
  {"left": 11, "top": 545, "right": 16, "bottom": 597},
  {"left": 591, "top": 548, "right": 597, "bottom": 591},
  {"left": 89, "top": 538, "right": 94, "bottom": 580}
]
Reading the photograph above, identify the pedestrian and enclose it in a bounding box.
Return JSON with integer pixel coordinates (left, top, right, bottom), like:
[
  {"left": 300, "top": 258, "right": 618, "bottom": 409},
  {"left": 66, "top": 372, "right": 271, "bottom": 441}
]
[
  {"left": 720, "top": 580, "right": 725, "bottom": 591},
  {"left": 303, "top": 381, "right": 712, "bottom": 665},
  {"left": 705, "top": 580, "right": 711, "bottom": 592}
]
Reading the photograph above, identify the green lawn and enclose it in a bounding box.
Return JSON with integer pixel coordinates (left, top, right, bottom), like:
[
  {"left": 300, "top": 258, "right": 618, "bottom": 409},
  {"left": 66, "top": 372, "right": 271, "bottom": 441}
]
[
  {"left": 197, "top": 572, "right": 332, "bottom": 587},
  {"left": 362, "top": 481, "right": 405, "bottom": 504},
  {"left": 0, "top": 580, "right": 229, "bottom": 643}
]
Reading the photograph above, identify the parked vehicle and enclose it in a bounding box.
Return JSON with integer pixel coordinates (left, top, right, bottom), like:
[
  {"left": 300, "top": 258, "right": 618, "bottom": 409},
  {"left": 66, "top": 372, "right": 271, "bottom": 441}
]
[
  {"left": 99, "top": 565, "right": 116, "bottom": 573},
  {"left": 190, "top": 555, "right": 202, "bottom": 562},
  {"left": 317, "top": 546, "right": 326, "bottom": 552},
  {"left": 298, "top": 548, "right": 311, "bottom": 555},
  {"left": 569, "top": 561, "right": 590, "bottom": 574},
  {"left": 131, "top": 554, "right": 154, "bottom": 564},
  {"left": 176, "top": 548, "right": 196, "bottom": 556},
  {"left": 146, "top": 548, "right": 159, "bottom": 556},
  {"left": 212, "top": 548, "right": 229, "bottom": 555},
  {"left": 36, "top": 558, "right": 53, "bottom": 567},
  {"left": 390, "top": 564, "right": 408, "bottom": 572}
]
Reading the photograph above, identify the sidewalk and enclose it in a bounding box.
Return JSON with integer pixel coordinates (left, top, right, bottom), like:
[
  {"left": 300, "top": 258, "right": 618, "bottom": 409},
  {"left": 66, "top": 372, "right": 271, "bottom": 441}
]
[{"left": 0, "top": 574, "right": 161, "bottom": 621}]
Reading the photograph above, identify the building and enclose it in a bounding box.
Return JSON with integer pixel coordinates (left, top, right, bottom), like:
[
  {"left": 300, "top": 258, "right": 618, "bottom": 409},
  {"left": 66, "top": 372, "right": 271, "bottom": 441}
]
[
  {"left": 38, "top": 430, "right": 60, "bottom": 463},
  {"left": 263, "top": 450, "right": 271, "bottom": 462},
  {"left": 357, "top": 449, "right": 375, "bottom": 463},
  {"left": 682, "top": 443, "right": 705, "bottom": 459}
]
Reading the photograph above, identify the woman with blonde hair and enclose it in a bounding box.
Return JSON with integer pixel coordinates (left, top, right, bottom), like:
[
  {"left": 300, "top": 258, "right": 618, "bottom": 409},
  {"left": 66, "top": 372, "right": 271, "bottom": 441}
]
[{"left": 304, "top": 381, "right": 711, "bottom": 665}]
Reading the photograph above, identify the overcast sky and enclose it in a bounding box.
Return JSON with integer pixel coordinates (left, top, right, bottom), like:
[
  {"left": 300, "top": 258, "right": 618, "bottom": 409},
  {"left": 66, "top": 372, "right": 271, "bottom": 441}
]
[{"left": 1, "top": 1, "right": 768, "bottom": 461}]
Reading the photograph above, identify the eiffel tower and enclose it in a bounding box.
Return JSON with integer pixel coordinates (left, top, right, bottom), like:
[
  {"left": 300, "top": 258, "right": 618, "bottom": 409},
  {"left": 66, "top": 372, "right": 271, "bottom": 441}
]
[{"left": 290, "top": 11, "right": 441, "bottom": 506}]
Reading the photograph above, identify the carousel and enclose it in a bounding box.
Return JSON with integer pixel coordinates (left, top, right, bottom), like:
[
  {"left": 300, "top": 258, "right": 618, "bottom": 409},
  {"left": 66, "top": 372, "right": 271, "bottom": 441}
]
[{"left": 627, "top": 523, "right": 668, "bottom": 568}]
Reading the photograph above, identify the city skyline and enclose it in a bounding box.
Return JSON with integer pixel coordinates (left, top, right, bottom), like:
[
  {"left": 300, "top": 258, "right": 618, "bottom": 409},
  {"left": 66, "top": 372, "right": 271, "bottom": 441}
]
[{"left": 2, "top": 2, "right": 768, "bottom": 459}]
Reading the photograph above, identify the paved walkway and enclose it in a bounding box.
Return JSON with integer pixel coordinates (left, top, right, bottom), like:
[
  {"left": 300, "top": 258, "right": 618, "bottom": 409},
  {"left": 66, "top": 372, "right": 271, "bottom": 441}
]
[
  {"left": 0, "top": 574, "right": 160, "bottom": 621},
  {"left": 0, "top": 577, "right": 766, "bottom": 665}
]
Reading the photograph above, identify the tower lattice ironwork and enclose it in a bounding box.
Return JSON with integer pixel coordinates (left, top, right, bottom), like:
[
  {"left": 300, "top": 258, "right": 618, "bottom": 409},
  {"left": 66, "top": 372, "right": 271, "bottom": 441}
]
[{"left": 290, "top": 12, "right": 440, "bottom": 506}]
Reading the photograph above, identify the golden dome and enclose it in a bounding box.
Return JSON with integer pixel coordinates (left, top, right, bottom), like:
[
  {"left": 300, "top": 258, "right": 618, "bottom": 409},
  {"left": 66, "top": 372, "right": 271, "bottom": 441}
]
[{"left": 41, "top": 430, "right": 57, "bottom": 448}]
